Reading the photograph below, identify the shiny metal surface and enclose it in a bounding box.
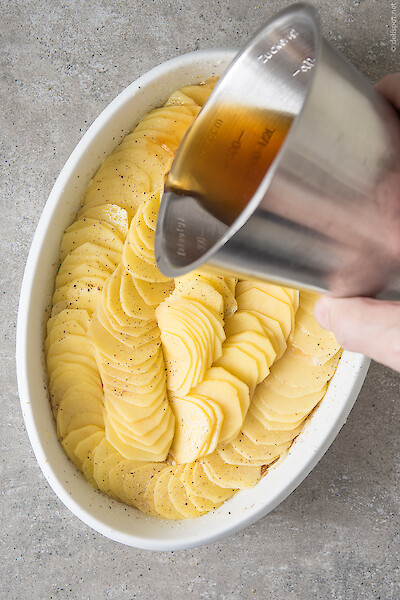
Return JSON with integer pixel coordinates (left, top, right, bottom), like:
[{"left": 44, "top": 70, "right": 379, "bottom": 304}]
[{"left": 155, "top": 3, "right": 400, "bottom": 299}]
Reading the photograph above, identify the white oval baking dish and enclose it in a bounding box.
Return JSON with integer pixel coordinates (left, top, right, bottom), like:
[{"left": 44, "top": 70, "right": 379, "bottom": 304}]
[{"left": 16, "top": 49, "right": 370, "bottom": 550}]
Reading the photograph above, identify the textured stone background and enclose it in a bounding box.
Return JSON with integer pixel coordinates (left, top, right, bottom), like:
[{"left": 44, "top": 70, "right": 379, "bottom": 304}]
[{"left": 1, "top": 1, "right": 399, "bottom": 599}]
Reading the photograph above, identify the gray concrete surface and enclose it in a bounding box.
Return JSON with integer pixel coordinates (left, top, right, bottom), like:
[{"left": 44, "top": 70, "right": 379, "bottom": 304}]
[{"left": 1, "top": 1, "right": 399, "bottom": 599}]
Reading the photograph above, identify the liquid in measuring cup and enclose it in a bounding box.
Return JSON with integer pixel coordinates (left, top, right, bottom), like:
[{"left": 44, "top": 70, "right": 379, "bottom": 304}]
[{"left": 165, "top": 106, "right": 293, "bottom": 225}]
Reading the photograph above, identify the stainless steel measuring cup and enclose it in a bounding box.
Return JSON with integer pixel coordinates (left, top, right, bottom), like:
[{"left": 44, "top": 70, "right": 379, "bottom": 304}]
[{"left": 155, "top": 3, "right": 400, "bottom": 299}]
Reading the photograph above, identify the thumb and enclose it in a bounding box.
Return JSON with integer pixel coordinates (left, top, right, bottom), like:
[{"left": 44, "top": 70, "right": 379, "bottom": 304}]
[{"left": 314, "top": 296, "right": 400, "bottom": 372}]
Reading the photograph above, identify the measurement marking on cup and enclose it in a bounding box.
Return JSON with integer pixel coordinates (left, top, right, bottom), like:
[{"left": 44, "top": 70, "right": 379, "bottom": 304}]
[
  {"left": 257, "top": 28, "right": 299, "bottom": 63},
  {"left": 293, "top": 57, "right": 315, "bottom": 77},
  {"left": 176, "top": 217, "right": 186, "bottom": 257}
]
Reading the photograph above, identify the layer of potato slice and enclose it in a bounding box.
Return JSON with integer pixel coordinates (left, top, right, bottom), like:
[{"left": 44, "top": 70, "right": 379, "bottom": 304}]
[
  {"left": 59, "top": 218, "right": 124, "bottom": 262},
  {"left": 169, "top": 394, "right": 223, "bottom": 463},
  {"left": 77, "top": 204, "right": 129, "bottom": 239},
  {"left": 242, "top": 411, "right": 305, "bottom": 446},
  {"left": 193, "top": 378, "right": 244, "bottom": 444},
  {"left": 271, "top": 347, "right": 341, "bottom": 391},
  {"left": 236, "top": 288, "right": 293, "bottom": 339},
  {"left": 189, "top": 462, "right": 235, "bottom": 504},
  {"left": 61, "top": 425, "right": 104, "bottom": 470},
  {"left": 51, "top": 278, "right": 104, "bottom": 315},
  {"left": 253, "top": 378, "right": 328, "bottom": 414},
  {"left": 201, "top": 452, "right": 261, "bottom": 489},
  {"left": 216, "top": 441, "right": 284, "bottom": 467},
  {"left": 93, "top": 438, "right": 125, "bottom": 495},
  {"left": 123, "top": 241, "right": 171, "bottom": 283},
  {"left": 56, "top": 388, "right": 104, "bottom": 439},
  {"left": 105, "top": 415, "right": 173, "bottom": 462},
  {"left": 167, "top": 465, "right": 203, "bottom": 519},
  {"left": 108, "top": 460, "right": 154, "bottom": 504},
  {"left": 176, "top": 271, "right": 237, "bottom": 317},
  {"left": 231, "top": 433, "right": 291, "bottom": 463},
  {"left": 180, "top": 463, "right": 223, "bottom": 512}
]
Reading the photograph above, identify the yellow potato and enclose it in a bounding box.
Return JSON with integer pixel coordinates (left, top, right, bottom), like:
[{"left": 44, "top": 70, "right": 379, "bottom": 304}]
[
  {"left": 167, "top": 465, "right": 203, "bottom": 519},
  {"left": 193, "top": 378, "right": 244, "bottom": 444},
  {"left": 169, "top": 394, "right": 222, "bottom": 463},
  {"left": 61, "top": 425, "right": 104, "bottom": 469},
  {"left": 152, "top": 467, "right": 183, "bottom": 520},
  {"left": 78, "top": 204, "right": 129, "bottom": 239},
  {"left": 236, "top": 288, "right": 293, "bottom": 338},
  {"left": 201, "top": 452, "right": 261, "bottom": 489},
  {"left": 189, "top": 462, "right": 235, "bottom": 504},
  {"left": 252, "top": 378, "right": 328, "bottom": 414},
  {"left": 231, "top": 433, "right": 291, "bottom": 463},
  {"left": 216, "top": 442, "right": 282, "bottom": 467},
  {"left": 242, "top": 411, "right": 305, "bottom": 446},
  {"left": 59, "top": 218, "right": 124, "bottom": 262}
]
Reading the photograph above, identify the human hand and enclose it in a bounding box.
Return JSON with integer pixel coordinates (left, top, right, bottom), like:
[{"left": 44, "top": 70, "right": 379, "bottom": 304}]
[{"left": 314, "top": 73, "right": 400, "bottom": 372}]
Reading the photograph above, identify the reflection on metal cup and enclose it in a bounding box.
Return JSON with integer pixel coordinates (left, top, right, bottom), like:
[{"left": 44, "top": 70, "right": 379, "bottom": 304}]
[{"left": 155, "top": 3, "right": 400, "bottom": 299}]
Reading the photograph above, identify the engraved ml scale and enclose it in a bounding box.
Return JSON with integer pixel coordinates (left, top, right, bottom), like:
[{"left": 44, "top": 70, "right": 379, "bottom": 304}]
[{"left": 155, "top": 3, "right": 400, "bottom": 299}]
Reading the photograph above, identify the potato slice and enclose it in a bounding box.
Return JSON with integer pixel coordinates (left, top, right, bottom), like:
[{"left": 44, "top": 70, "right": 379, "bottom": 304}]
[
  {"left": 291, "top": 322, "right": 340, "bottom": 363},
  {"left": 49, "top": 366, "right": 102, "bottom": 413},
  {"left": 169, "top": 395, "right": 221, "bottom": 463},
  {"left": 299, "top": 291, "right": 321, "bottom": 315},
  {"left": 93, "top": 438, "right": 124, "bottom": 495},
  {"left": 60, "top": 218, "right": 124, "bottom": 262},
  {"left": 152, "top": 467, "right": 184, "bottom": 520},
  {"left": 47, "top": 308, "right": 91, "bottom": 333},
  {"left": 47, "top": 343, "right": 98, "bottom": 373},
  {"left": 55, "top": 260, "right": 112, "bottom": 289},
  {"left": 62, "top": 425, "right": 104, "bottom": 469},
  {"left": 253, "top": 378, "right": 328, "bottom": 414},
  {"left": 173, "top": 271, "right": 236, "bottom": 316},
  {"left": 201, "top": 452, "right": 261, "bottom": 489},
  {"left": 167, "top": 465, "right": 203, "bottom": 518},
  {"left": 140, "top": 191, "right": 161, "bottom": 230},
  {"left": 236, "top": 281, "right": 292, "bottom": 304},
  {"left": 123, "top": 241, "right": 170, "bottom": 283},
  {"left": 216, "top": 442, "right": 282, "bottom": 467},
  {"left": 57, "top": 389, "right": 104, "bottom": 439},
  {"left": 128, "top": 225, "right": 154, "bottom": 261},
  {"left": 78, "top": 204, "right": 129, "bottom": 239},
  {"left": 106, "top": 401, "right": 172, "bottom": 444},
  {"left": 159, "top": 328, "right": 205, "bottom": 397},
  {"left": 52, "top": 278, "right": 104, "bottom": 314},
  {"left": 189, "top": 462, "right": 235, "bottom": 504},
  {"left": 202, "top": 366, "right": 250, "bottom": 417},
  {"left": 79, "top": 430, "right": 106, "bottom": 485},
  {"left": 134, "top": 278, "right": 174, "bottom": 306},
  {"left": 248, "top": 404, "right": 305, "bottom": 431},
  {"left": 105, "top": 416, "right": 173, "bottom": 461},
  {"left": 104, "top": 386, "right": 165, "bottom": 422},
  {"left": 173, "top": 278, "right": 224, "bottom": 317},
  {"left": 227, "top": 329, "right": 276, "bottom": 370},
  {"left": 58, "top": 241, "right": 120, "bottom": 273},
  {"left": 179, "top": 80, "right": 216, "bottom": 105},
  {"left": 108, "top": 459, "right": 151, "bottom": 504},
  {"left": 119, "top": 267, "right": 157, "bottom": 320},
  {"left": 45, "top": 320, "right": 87, "bottom": 351},
  {"left": 296, "top": 307, "right": 333, "bottom": 338},
  {"left": 235, "top": 288, "right": 293, "bottom": 338},
  {"left": 193, "top": 378, "right": 244, "bottom": 444},
  {"left": 242, "top": 411, "right": 305, "bottom": 446},
  {"left": 231, "top": 433, "right": 291, "bottom": 463},
  {"left": 224, "top": 310, "right": 265, "bottom": 338},
  {"left": 271, "top": 347, "right": 341, "bottom": 390},
  {"left": 180, "top": 464, "right": 222, "bottom": 512},
  {"left": 109, "top": 404, "right": 173, "bottom": 449},
  {"left": 215, "top": 345, "right": 260, "bottom": 392}
]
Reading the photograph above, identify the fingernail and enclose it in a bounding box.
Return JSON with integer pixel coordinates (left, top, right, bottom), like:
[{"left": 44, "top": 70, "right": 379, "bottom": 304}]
[{"left": 314, "top": 298, "right": 330, "bottom": 329}]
